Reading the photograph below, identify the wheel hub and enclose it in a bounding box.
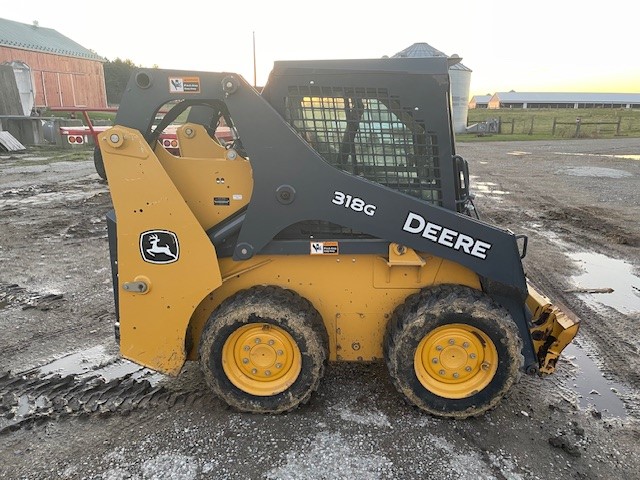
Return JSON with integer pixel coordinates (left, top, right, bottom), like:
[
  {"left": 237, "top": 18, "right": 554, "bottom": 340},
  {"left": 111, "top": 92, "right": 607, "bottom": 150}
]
[
  {"left": 223, "top": 323, "right": 302, "bottom": 396},
  {"left": 414, "top": 323, "right": 498, "bottom": 399}
]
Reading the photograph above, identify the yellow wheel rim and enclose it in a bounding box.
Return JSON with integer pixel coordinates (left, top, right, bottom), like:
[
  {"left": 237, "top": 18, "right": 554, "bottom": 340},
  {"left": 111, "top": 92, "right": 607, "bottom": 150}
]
[
  {"left": 414, "top": 323, "right": 498, "bottom": 399},
  {"left": 222, "top": 323, "right": 302, "bottom": 396}
]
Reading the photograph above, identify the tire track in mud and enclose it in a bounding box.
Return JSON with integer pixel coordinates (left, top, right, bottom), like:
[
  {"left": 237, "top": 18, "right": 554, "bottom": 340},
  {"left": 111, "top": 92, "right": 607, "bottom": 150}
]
[
  {"left": 533, "top": 197, "right": 639, "bottom": 248},
  {"left": 0, "top": 282, "right": 65, "bottom": 312},
  {"left": 0, "top": 367, "right": 207, "bottom": 435},
  {"left": 0, "top": 283, "right": 209, "bottom": 433}
]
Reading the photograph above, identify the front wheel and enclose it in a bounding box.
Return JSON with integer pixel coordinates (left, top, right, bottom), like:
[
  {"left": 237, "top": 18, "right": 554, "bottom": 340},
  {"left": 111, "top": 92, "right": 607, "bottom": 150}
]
[
  {"left": 199, "top": 286, "right": 328, "bottom": 413},
  {"left": 384, "top": 285, "right": 523, "bottom": 418}
]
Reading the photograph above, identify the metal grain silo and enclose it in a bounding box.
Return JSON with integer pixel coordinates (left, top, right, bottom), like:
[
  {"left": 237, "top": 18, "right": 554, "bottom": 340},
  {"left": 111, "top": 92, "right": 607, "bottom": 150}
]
[{"left": 392, "top": 43, "right": 472, "bottom": 134}]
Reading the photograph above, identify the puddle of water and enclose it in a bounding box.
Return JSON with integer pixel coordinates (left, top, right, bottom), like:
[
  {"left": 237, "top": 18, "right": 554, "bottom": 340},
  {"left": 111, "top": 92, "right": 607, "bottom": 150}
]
[
  {"left": 37, "top": 345, "right": 165, "bottom": 386},
  {"left": 554, "top": 152, "right": 640, "bottom": 161},
  {"left": 98, "top": 360, "right": 147, "bottom": 381},
  {"left": 38, "top": 345, "right": 112, "bottom": 377},
  {"left": 563, "top": 343, "right": 627, "bottom": 418},
  {"left": 564, "top": 167, "right": 631, "bottom": 178},
  {"left": 99, "top": 360, "right": 165, "bottom": 386},
  {"left": 0, "top": 189, "right": 106, "bottom": 208},
  {"left": 569, "top": 252, "right": 640, "bottom": 314},
  {"left": 15, "top": 395, "right": 31, "bottom": 418},
  {"left": 470, "top": 177, "right": 510, "bottom": 199},
  {"left": 528, "top": 222, "right": 566, "bottom": 244}
]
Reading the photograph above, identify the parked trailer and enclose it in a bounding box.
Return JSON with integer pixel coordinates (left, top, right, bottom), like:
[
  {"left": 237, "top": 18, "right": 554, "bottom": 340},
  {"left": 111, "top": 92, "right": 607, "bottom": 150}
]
[{"left": 50, "top": 107, "right": 234, "bottom": 179}]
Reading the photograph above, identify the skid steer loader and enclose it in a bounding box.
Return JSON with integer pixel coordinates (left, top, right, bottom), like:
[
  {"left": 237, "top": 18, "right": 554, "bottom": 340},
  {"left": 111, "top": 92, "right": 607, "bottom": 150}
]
[{"left": 98, "top": 57, "right": 579, "bottom": 418}]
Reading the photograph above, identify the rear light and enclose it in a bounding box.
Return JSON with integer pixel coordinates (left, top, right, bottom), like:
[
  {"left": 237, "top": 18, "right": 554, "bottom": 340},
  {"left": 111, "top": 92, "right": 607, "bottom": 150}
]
[
  {"left": 67, "top": 135, "right": 84, "bottom": 144},
  {"left": 161, "top": 138, "right": 179, "bottom": 149}
]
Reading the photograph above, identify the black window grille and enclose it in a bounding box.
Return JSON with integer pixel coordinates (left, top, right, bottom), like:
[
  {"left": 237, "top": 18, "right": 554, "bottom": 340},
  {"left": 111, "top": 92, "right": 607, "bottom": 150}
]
[{"left": 284, "top": 86, "right": 442, "bottom": 205}]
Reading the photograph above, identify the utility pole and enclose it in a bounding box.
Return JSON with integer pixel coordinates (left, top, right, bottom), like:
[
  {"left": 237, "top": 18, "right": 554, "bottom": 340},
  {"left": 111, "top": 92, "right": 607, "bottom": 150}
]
[{"left": 253, "top": 31, "right": 257, "bottom": 88}]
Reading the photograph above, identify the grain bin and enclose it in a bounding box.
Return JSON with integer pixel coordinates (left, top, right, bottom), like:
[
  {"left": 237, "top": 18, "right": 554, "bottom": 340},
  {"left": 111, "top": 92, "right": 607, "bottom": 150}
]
[{"left": 393, "top": 43, "right": 471, "bottom": 134}]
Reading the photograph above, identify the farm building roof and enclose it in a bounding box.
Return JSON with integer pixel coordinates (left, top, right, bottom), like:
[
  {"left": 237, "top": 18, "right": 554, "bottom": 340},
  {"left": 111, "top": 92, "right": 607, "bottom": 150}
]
[
  {"left": 492, "top": 92, "right": 640, "bottom": 104},
  {"left": 470, "top": 95, "right": 492, "bottom": 104},
  {"left": 0, "top": 17, "right": 104, "bottom": 61},
  {"left": 392, "top": 42, "right": 471, "bottom": 71}
]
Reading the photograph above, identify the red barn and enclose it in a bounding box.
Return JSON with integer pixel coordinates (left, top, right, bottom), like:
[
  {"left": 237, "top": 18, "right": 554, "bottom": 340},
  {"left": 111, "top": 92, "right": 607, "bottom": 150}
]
[{"left": 0, "top": 17, "right": 107, "bottom": 111}]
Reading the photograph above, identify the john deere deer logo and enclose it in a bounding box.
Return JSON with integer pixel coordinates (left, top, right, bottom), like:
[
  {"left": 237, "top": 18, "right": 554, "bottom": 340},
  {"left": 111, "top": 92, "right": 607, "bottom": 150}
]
[{"left": 140, "top": 230, "right": 179, "bottom": 264}]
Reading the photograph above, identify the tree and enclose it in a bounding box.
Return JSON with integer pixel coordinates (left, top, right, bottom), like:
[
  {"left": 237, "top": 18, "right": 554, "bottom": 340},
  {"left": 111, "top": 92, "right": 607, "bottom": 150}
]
[{"left": 103, "top": 58, "right": 137, "bottom": 106}]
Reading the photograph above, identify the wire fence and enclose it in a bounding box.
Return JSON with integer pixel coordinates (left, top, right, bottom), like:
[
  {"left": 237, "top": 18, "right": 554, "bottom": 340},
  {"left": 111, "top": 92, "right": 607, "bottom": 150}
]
[{"left": 466, "top": 110, "right": 640, "bottom": 138}]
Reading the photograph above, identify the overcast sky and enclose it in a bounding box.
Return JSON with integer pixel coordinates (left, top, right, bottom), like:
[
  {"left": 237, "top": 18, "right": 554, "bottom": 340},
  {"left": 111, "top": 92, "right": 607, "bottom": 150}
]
[{"left": 3, "top": 0, "right": 638, "bottom": 96}]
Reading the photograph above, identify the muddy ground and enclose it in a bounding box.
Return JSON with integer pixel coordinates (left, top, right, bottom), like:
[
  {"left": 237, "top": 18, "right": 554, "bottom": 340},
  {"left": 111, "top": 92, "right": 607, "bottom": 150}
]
[{"left": 0, "top": 139, "right": 639, "bottom": 479}]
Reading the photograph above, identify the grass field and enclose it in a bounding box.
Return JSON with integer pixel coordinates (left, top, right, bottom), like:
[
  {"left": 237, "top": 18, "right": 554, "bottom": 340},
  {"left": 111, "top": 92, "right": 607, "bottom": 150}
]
[{"left": 461, "top": 107, "right": 640, "bottom": 141}]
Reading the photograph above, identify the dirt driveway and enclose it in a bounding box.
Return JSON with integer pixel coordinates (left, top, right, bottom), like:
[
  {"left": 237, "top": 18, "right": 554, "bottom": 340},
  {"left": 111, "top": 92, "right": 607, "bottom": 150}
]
[{"left": 0, "top": 139, "right": 639, "bottom": 479}]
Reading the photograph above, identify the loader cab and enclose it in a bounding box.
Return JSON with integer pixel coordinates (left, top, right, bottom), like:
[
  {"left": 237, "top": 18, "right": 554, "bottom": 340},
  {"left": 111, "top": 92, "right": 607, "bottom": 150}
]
[{"left": 261, "top": 58, "right": 470, "bottom": 214}]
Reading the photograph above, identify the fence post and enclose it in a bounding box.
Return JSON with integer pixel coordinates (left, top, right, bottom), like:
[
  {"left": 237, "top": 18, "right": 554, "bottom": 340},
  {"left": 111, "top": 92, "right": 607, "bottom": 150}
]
[
  {"left": 552, "top": 117, "right": 557, "bottom": 136},
  {"left": 529, "top": 117, "right": 534, "bottom": 135},
  {"left": 498, "top": 116, "right": 502, "bottom": 134},
  {"left": 510, "top": 119, "right": 514, "bottom": 134},
  {"left": 574, "top": 117, "right": 581, "bottom": 138},
  {"left": 616, "top": 117, "right": 621, "bottom": 136}
]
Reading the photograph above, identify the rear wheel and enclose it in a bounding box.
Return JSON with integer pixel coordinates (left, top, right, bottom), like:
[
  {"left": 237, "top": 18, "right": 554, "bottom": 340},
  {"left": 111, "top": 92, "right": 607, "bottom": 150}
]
[
  {"left": 93, "top": 147, "right": 106, "bottom": 181},
  {"left": 199, "top": 286, "right": 328, "bottom": 413},
  {"left": 384, "top": 284, "right": 523, "bottom": 418}
]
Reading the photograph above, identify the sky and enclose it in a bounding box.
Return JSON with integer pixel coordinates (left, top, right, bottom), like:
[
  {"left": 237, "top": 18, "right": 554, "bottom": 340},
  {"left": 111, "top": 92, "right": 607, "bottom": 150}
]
[{"left": 3, "top": 0, "right": 639, "bottom": 96}]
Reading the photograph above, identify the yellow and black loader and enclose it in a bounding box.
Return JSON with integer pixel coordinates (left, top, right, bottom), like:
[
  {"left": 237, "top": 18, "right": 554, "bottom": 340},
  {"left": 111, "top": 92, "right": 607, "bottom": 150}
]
[{"left": 98, "top": 57, "right": 578, "bottom": 418}]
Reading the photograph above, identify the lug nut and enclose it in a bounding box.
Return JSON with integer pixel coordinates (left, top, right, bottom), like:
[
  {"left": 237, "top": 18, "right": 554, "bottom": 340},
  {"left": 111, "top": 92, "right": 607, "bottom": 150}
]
[
  {"left": 465, "top": 366, "right": 472, "bottom": 372},
  {"left": 242, "top": 358, "right": 249, "bottom": 364},
  {"left": 453, "top": 373, "right": 459, "bottom": 379},
  {"left": 277, "top": 350, "right": 284, "bottom": 356},
  {"left": 243, "top": 345, "right": 250, "bottom": 351},
  {"left": 265, "top": 370, "right": 271, "bottom": 376},
  {"left": 268, "top": 340, "right": 275, "bottom": 346},
  {"left": 439, "top": 369, "right": 446, "bottom": 376},
  {"left": 481, "top": 362, "right": 490, "bottom": 371},
  {"left": 255, "top": 338, "right": 261, "bottom": 344},
  {"left": 462, "top": 342, "right": 470, "bottom": 348},
  {"left": 469, "top": 353, "right": 477, "bottom": 359},
  {"left": 251, "top": 368, "right": 257, "bottom": 374},
  {"left": 436, "top": 345, "right": 443, "bottom": 351},
  {"left": 448, "top": 339, "right": 455, "bottom": 345},
  {"left": 275, "top": 363, "right": 282, "bottom": 369},
  {"left": 432, "top": 358, "right": 439, "bottom": 364}
]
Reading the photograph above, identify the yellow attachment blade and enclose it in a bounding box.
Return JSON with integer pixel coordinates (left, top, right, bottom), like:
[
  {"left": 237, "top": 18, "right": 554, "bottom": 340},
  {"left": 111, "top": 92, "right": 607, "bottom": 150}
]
[{"left": 527, "top": 283, "right": 580, "bottom": 374}]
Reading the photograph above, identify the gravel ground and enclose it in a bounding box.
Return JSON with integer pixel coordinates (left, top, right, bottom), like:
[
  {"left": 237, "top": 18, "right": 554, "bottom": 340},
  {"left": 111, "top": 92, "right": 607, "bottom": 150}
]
[{"left": 0, "top": 139, "right": 639, "bottom": 479}]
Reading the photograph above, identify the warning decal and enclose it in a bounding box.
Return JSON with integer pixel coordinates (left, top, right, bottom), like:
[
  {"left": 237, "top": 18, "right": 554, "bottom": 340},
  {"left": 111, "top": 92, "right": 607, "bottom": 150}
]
[
  {"left": 310, "top": 241, "right": 339, "bottom": 255},
  {"left": 169, "top": 77, "right": 201, "bottom": 93}
]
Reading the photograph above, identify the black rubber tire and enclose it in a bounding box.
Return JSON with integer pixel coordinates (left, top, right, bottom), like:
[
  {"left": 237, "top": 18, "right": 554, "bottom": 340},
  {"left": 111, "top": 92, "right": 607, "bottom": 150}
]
[
  {"left": 199, "top": 286, "right": 328, "bottom": 413},
  {"left": 384, "top": 284, "right": 523, "bottom": 419},
  {"left": 93, "top": 147, "right": 107, "bottom": 181}
]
